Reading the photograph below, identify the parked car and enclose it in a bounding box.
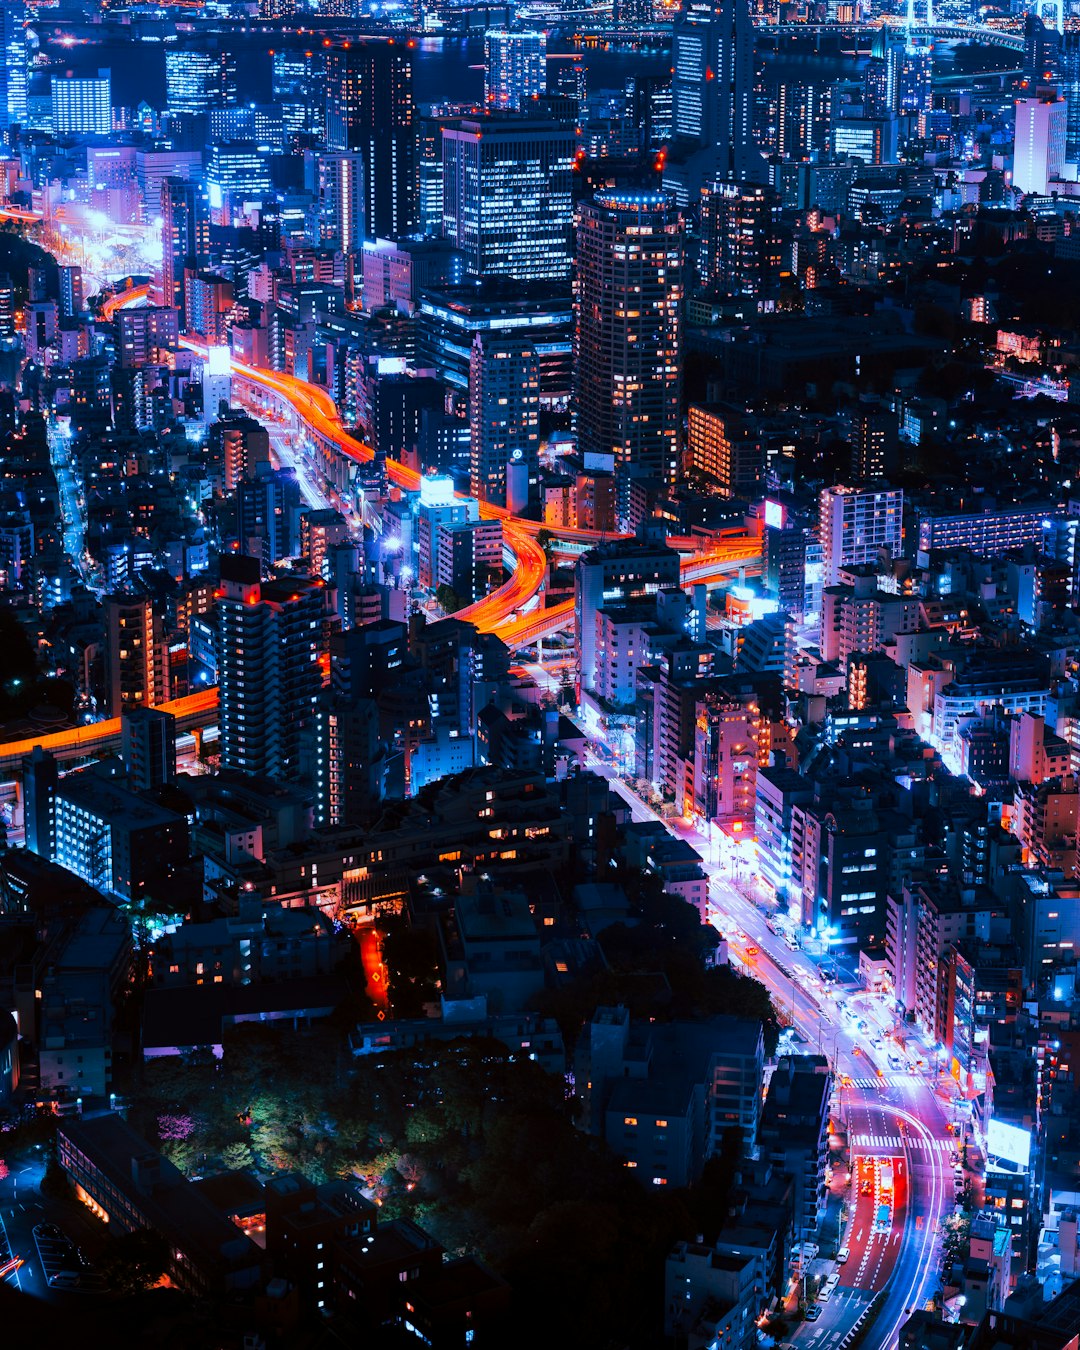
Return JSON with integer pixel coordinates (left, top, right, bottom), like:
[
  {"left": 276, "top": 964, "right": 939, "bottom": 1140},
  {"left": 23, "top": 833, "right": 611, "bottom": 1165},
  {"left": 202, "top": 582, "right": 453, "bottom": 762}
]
[{"left": 836, "top": 1247, "right": 850, "bottom": 1264}]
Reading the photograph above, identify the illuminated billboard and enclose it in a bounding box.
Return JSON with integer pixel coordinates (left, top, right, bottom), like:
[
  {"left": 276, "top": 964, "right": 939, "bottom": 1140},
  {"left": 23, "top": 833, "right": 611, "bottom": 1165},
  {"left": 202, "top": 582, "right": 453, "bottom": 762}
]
[
  {"left": 764, "top": 500, "right": 785, "bottom": 530},
  {"left": 987, "top": 1118, "right": 1031, "bottom": 1169}
]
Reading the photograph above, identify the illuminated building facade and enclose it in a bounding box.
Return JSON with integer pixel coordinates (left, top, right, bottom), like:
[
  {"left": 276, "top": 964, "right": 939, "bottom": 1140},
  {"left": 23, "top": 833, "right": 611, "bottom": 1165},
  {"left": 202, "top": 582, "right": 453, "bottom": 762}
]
[
  {"left": 52, "top": 68, "right": 111, "bottom": 137},
  {"left": 442, "top": 117, "right": 575, "bottom": 282},
  {"left": 325, "top": 42, "right": 416, "bottom": 239},
  {"left": 469, "top": 330, "right": 540, "bottom": 510},
  {"left": 484, "top": 30, "right": 546, "bottom": 111},
  {"left": 217, "top": 557, "right": 328, "bottom": 783},
  {"left": 574, "top": 193, "right": 684, "bottom": 524}
]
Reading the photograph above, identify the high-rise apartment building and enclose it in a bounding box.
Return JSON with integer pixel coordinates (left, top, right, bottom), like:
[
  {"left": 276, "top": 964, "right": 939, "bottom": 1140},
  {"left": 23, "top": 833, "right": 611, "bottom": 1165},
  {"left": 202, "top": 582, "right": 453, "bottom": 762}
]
[
  {"left": 469, "top": 332, "right": 540, "bottom": 510},
  {"left": 575, "top": 542, "right": 682, "bottom": 701},
  {"left": 687, "top": 403, "right": 764, "bottom": 498},
  {"left": 484, "top": 30, "right": 546, "bottom": 110},
  {"left": 698, "top": 180, "right": 779, "bottom": 297},
  {"left": 1013, "top": 92, "right": 1067, "bottom": 195},
  {"left": 160, "top": 176, "right": 209, "bottom": 326},
  {"left": 574, "top": 192, "right": 683, "bottom": 524},
  {"left": 307, "top": 152, "right": 366, "bottom": 254},
  {"left": 118, "top": 307, "right": 180, "bottom": 368},
  {"left": 818, "top": 484, "right": 904, "bottom": 586},
  {"left": 217, "top": 556, "right": 328, "bottom": 782},
  {"left": 57, "top": 265, "right": 82, "bottom": 319},
  {"left": 210, "top": 412, "right": 271, "bottom": 493},
  {"left": 51, "top": 68, "right": 111, "bottom": 137},
  {"left": 103, "top": 593, "right": 169, "bottom": 716},
  {"left": 849, "top": 403, "right": 900, "bottom": 481},
  {"left": 664, "top": 0, "right": 765, "bottom": 201},
  {"left": 325, "top": 42, "right": 416, "bottom": 239},
  {"left": 442, "top": 116, "right": 575, "bottom": 282},
  {"left": 121, "top": 707, "right": 177, "bottom": 792}
]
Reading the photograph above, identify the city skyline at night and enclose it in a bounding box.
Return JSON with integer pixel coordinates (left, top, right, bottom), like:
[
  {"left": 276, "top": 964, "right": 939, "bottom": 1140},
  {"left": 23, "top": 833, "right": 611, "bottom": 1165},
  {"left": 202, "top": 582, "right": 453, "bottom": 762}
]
[{"left": 0, "top": 1, "right": 1076, "bottom": 1348}]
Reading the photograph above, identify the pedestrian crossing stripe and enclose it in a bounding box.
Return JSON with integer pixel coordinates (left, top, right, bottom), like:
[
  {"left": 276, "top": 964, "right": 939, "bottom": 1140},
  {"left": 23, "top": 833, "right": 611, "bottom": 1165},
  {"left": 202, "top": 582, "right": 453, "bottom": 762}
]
[
  {"left": 846, "top": 1076, "right": 911, "bottom": 1088},
  {"left": 848, "top": 1133, "right": 955, "bottom": 1153}
]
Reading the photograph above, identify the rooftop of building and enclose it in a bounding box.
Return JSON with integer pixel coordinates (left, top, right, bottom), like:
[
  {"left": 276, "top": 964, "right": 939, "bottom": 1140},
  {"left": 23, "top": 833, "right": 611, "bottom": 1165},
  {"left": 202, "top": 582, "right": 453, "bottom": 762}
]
[{"left": 58, "top": 1113, "right": 259, "bottom": 1273}]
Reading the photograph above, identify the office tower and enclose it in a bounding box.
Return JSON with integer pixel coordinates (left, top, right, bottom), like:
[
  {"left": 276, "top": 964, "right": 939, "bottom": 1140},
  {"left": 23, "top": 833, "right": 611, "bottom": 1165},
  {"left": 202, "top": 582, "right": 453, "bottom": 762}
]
[
  {"left": 325, "top": 42, "right": 416, "bottom": 239},
  {"left": 308, "top": 151, "right": 365, "bottom": 253},
  {"left": 184, "top": 272, "right": 233, "bottom": 343},
  {"left": 274, "top": 48, "right": 324, "bottom": 142},
  {"left": 573, "top": 192, "right": 683, "bottom": 525},
  {"left": 442, "top": 116, "right": 575, "bottom": 282},
  {"left": 217, "top": 555, "right": 327, "bottom": 782},
  {"left": 469, "top": 332, "right": 540, "bottom": 510},
  {"left": 160, "top": 177, "right": 209, "bottom": 326},
  {"left": 1013, "top": 93, "right": 1067, "bottom": 195},
  {"left": 664, "top": 0, "right": 765, "bottom": 201},
  {"left": 209, "top": 104, "right": 285, "bottom": 150},
  {"left": 206, "top": 142, "right": 273, "bottom": 219},
  {"left": 0, "top": 0, "right": 27, "bottom": 142},
  {"left": 417, "top": 110, "right": 445, "bottom": 238},
  {"left": 818, "top": 484, "right": 903, "bottom": 586},
  {"left": 897, "top": 46, "right": 933, "bottom": 116},
  {"left": 484, "top": 30, "right": 546, "bottom": 110},
  {"left": 51, "top": 68, "right": 111, "bottom": 137},
  {"left": 121, "top": 707, "right": 177, "bottom": 792},
  {"left": 103, "top": 593, "right": 169, "bottom": 716},
  {"left": 1062, "top": 32, "right": 1080, "bottom": 165},
  {"left": 777, "top": 81, "right": 831, "bottom": 159},
  {"left": 699, "top": 180, "right": 778, "bottom": 296},
  {"left": 57, "top": 264, "right": 82, "bottom": 319},
  {"left": 418, "top": 281, "right": 573, "bottom": 410},
  {"left": 165, "top": 47, "right": 237, "bottom": 114}
]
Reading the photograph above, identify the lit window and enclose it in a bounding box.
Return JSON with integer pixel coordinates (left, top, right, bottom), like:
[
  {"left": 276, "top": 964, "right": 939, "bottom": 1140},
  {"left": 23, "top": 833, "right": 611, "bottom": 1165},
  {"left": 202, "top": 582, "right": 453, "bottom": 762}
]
[{"left": 624, "top": 1117, "right": 637, "bottom": 1126}]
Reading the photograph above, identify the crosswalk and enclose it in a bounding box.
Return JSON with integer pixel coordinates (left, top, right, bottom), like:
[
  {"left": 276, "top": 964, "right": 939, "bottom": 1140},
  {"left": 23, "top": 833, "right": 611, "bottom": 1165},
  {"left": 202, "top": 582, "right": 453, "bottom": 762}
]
[
  {"left": 846, "top": 1076, "right": 910, "bottom": 1089},
  {"left": 849, "top": 1133, "right": 956, "bottom": 1154}
]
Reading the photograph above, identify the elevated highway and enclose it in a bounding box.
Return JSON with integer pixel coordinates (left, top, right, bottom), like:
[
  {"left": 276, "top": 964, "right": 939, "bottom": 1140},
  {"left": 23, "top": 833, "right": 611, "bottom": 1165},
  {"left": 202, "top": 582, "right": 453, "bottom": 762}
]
[{"left": 0, "top": 284, "right": 763, "bottom": 780}]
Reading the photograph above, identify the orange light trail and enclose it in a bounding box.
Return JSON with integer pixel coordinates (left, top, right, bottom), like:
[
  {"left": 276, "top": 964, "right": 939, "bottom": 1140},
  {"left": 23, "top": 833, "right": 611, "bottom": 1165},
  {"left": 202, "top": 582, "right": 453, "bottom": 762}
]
[{"left": 0, "top": 283, "right": 761, "bottom": 769}]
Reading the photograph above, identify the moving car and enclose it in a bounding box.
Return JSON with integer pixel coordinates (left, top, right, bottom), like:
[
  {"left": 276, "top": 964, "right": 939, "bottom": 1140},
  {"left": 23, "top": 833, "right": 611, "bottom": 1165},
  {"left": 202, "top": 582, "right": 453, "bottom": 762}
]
[
  {"left": 805, "top": 1306, "right": 823, "bottom": 1321},
  {"left": 837, "top": 1247, "right": 850, "bottom": 1264}
]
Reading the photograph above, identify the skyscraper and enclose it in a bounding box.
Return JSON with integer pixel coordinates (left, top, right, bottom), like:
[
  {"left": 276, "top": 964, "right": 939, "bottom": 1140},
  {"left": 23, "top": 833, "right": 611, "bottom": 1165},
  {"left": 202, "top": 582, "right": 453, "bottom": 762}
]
[
  {"left": 484, "top": 30, "right": 547, "bottom": 111},
  {"left": 217, "top": 556, "right": 328, "bottom": 782},
  {"left": 273, "top": 47, "right": 325, "bottom": 142},
  {"left": 469, "top": 331, "right": 541, "bottom": 510},
  {"left": 1013, "top": 92, "right": 1067, "bottom": 195},
  {"left": 441, "top": 116, "right": 575, "bottom": 281},
  {"left": 574, "top": 192, "right": 684, "bottom": 526},
  {"left": 325, "top": 42, "right": 416, "bottom": 239},
  {"left": 0, "top": 0, "right": 27, "bottom": 142},
  {"left": 664, "top": 0, "right": 765, "bottom": 202},
  {"left": 160, "top": 176, "right": 209, "bottom": 326},
  {"left": 165, "top": 47, "right": 237, "bottom": 114}
]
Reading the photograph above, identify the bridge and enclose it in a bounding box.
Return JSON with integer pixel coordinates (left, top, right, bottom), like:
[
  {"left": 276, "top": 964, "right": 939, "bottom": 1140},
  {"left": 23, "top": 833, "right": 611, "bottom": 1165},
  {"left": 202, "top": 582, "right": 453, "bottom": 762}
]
[{"left": 759, "top": 18, "right": 1026, "bottom": 50}]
